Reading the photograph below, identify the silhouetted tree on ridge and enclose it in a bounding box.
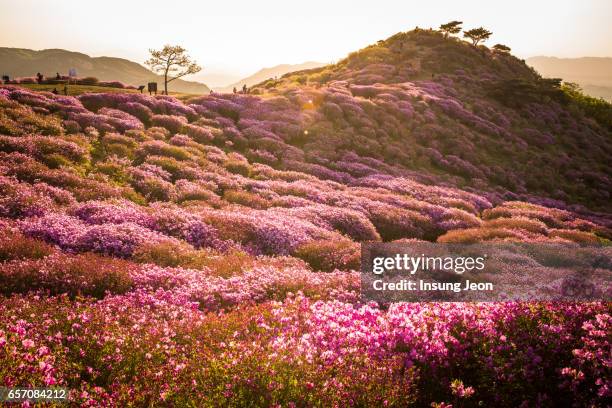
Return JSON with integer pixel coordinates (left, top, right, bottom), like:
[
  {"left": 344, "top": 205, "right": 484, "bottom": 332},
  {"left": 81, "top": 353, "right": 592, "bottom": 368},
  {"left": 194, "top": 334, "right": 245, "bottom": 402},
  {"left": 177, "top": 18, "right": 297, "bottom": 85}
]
[
  {"left": 439, "top": 21, "right": 463, "bottom": 38},
  {"left": 463, "top": 27, "right": 492, "bottom": 46},
  {"left": 493, "top": 44, "right": 511, "bottom": 53}
]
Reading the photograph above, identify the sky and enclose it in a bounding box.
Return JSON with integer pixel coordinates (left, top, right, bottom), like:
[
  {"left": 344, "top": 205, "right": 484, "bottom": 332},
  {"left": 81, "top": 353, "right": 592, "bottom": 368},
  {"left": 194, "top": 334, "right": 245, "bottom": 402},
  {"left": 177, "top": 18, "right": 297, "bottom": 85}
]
[{"left": 1, "top": 0, "right": 611, "bottom": 86}]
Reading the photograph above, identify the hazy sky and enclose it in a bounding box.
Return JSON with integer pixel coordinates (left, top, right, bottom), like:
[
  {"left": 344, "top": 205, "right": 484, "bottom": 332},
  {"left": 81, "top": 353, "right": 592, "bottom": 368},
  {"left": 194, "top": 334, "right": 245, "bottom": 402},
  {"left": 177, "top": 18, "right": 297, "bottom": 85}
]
[{"left": 1, "top": 0, "right": 611, "bottom": 85}]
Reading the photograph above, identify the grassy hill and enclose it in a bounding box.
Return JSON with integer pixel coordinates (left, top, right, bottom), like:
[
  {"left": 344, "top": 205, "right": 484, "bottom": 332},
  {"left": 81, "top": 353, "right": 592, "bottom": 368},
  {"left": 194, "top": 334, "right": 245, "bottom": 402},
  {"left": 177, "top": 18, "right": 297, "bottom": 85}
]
[{"left": 0, "top": 47, "right": 210, "bottom": 94}]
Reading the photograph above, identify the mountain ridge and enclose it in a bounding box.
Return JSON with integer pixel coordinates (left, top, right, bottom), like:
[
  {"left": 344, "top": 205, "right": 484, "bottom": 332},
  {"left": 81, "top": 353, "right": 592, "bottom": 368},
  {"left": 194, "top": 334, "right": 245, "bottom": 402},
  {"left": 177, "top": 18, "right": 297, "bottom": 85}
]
[
  {"left": 0, "top": 47, "right": 210, "bottom": 94},
  {"left": 214, "top": 61, "right": 326, "bottom": 92}
]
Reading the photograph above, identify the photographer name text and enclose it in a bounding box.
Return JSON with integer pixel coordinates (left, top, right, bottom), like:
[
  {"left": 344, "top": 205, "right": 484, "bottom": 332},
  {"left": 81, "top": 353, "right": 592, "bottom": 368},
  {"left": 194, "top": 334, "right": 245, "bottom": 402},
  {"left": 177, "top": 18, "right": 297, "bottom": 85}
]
[{"left": 372, "top": 279, "right": 493, "bottom": 292}]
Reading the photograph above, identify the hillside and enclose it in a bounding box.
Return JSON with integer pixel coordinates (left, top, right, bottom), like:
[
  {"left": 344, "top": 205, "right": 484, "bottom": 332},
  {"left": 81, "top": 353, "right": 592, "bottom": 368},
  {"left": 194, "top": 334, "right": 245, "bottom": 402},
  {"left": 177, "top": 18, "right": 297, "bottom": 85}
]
[
  {"left": 216, "top": 61, "right": 326, "bottom": 92},
  {"left": 0, "top": 47, "right": 210, "bottom": 94},
  {"left": 250, "top": 30, "right": 611, "bottom": 212},
  {"left": 0, "top": 27, "right": 611, "bottom": 406},
  {"left": 526, "top": 56, "right": 612, "bottom": 101}
]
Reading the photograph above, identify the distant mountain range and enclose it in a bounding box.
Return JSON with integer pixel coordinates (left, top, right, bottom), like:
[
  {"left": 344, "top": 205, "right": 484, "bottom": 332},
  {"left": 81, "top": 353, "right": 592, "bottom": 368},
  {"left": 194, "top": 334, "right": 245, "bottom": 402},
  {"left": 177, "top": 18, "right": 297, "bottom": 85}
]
[
  {"left": 0, "top": 48, "right": 210, "bottom": 94},
  {"left": 526, "top": 56, "right": 612, "bottom": 101},
  {"left": 213, "top": 62, "right": 326, "bottom": 92}
]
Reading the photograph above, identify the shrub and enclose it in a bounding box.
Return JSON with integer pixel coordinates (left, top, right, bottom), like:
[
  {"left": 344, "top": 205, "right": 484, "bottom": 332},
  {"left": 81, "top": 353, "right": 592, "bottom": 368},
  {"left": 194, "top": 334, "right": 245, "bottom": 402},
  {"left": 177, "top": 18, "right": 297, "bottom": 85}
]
[
  {"left": 437, "top": 227, "right": 525, "bottom": 243},
  {"left": 283, "top": 205, "right": 381, "bottom": 242},
  {"left": 482, "top": 202, "right": 570, "bottom": 229},
  {"left": 483, "top": 216, "right": 548, "bottom": 235},
  {"left": 79, "top": 77, "right": 99, "bottom": 85},
  {"left": 0, "top": 176, "right": 57, "bottom": 218},
  {"left": 129, "top": 165, "right": 177, "bottom": 202},
  {"left": 0, "top": 252, "right": 134, "bottom": 297},
  {"left": 294, "top": 239, "right": 360, "bottom": 271},
  {"left": 549, "top": 229, "right": 600, "bottom": 244},
  {"left": 63, "top": 120, "right": 81, "bottom": 134},
  {"left": 117, "top": 102, "right": 154, "bottom": 125},
  {"left": 224, "top": 158, "right": 251, "bottom": 176},
  {"left": 175, "top": 180, "right": 219, "bottom": 203},
  {"left": 98, "top": 81, "right": 127, "bottom": 89},
  {"left": 203, "top": 209, "right": 335, "bottom": 255},
  {"left": 0, "top": 229, "right": 55, "bottom": 262},
  {"left": 132, "top": 241, "right": 195, "bottom": 267},
  {"left": 184, "top": 124, "right": 214, "bottom": 143},
  {"left": 79, "top": 222, "right": 178, "bottom": 258},
  {"left": 188, "top": 249, "right": 255, "bottom": 277},
  {"left": 146, "top": 126, "right": 171, "bottom": 140},
  {"left": 368, "top": 206, "right": 430, "bottom": 241},
  {"left": 136, "top": 140, "right": 191, "bottom": 161},
  {"left": 223, "top": 190, "right": 271, "bottom": 209},
  {"left": 98, "top": 108, "right": 144, "bottom": 132},
  {"left": 133, "top": 242, "right": 255, "bottom": 277},
  {"left": 151, "top": 114, "right": 187, "bottom": 134}
]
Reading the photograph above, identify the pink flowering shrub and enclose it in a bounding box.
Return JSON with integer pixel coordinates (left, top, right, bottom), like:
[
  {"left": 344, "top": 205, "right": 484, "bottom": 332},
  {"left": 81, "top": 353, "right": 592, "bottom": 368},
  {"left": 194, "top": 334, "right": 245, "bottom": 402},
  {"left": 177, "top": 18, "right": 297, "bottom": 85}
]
[
  {"left": 202, "top": 208, "right": 339, "bottom": 255},
  {"left": 78, "top": 222, "right": 177, "bottom": 257},
  {"left": 129, "top": 164, "right": 177, "bottom": 202},
  {"left": 151, "top": 114, "right": 187, "bottom": 134},
  {"left": 117, "top": 102, "right": 153, "bottom": 125},
  {"left": 97, "top": 107, "right": 144, "bottom": 132},
  {"left": 184, "top": 123, "right": 215, "bottom": 143},
  {"left": 561, "top": 313, "right": 611, "bottom": 402},
  {"left": 18, "top": 213, "right": 180, "bottom": 257}
]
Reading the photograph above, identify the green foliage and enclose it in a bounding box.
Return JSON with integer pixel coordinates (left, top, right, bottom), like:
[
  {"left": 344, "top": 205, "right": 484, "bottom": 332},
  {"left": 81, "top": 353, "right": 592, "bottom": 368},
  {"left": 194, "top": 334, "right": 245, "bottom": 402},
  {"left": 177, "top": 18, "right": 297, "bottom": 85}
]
[
  {"left": 294, "top": 239, "right": 360, "bottom": 272},
  {"left": 488, "top": 78, "right": 566, "bottom": 107},
  {"left": 80, "top": 77, "right": 99, "bottom": 85},
  {"left": 223, "top": 189, "right": 271, "bottom": 209},
  {"left": 493, "top": 44, "right": 511, "bottom": 53},
  {"left": 463, "top": 27, "right": 493, "bottom": 46},
  {"left": 145, "top": 45, "right": 202, "bottom": 94},
  {"left": 0, "top": 104, "right": 63, "bottom": 136},
  {"left": 94, "top": 158, "right": 132, "bottom": 184},
  {"left": 562, "top": 82, "right": 612, "bottom": 129},
  {"left": 224, "top": 158, "right": 251, "bottom": 176},
  {"left": 439, "top": 21, "right": 463, "bottom": 38}
]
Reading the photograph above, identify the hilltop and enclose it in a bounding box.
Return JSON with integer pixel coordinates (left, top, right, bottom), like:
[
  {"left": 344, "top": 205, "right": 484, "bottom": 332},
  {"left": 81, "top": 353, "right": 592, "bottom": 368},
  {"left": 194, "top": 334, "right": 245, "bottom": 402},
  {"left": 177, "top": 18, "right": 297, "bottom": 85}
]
[
  {"left": 0, "top": 47, "right": 210, "bottom": 94},
  {"left": 250, "top": 29, "right": 611, "bottom": 211}
]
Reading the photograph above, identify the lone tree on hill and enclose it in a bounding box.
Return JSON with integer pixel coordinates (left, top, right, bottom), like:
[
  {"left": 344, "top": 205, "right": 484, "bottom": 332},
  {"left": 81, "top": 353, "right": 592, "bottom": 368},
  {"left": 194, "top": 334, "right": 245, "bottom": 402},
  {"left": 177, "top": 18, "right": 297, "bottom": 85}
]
[
  {"left": 439, "top": 21, "right": 463, "bottom": 38},
  {"left": 145, "top": 45, "right": 202, "bottom": 95},
  {"left": 463, "top": 27, "right": 492, "bottom": 46},
  {"left": 492, "top": 44, "right": 511, "bottom": 53}
]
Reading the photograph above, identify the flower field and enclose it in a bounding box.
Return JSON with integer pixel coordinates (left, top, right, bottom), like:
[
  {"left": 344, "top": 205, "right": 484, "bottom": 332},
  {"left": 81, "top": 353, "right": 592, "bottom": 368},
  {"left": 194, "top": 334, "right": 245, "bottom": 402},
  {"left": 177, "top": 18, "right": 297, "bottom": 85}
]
[{"left": 0, "top": 28, "right": 611, "bottom": 407}]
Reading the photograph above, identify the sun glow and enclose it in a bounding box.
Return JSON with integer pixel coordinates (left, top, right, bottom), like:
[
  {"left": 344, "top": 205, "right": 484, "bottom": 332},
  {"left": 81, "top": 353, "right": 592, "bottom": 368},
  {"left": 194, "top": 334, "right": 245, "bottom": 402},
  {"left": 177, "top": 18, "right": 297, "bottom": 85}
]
[{"left": 1, "top": 0, "right": 610, "bottom": 81}]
